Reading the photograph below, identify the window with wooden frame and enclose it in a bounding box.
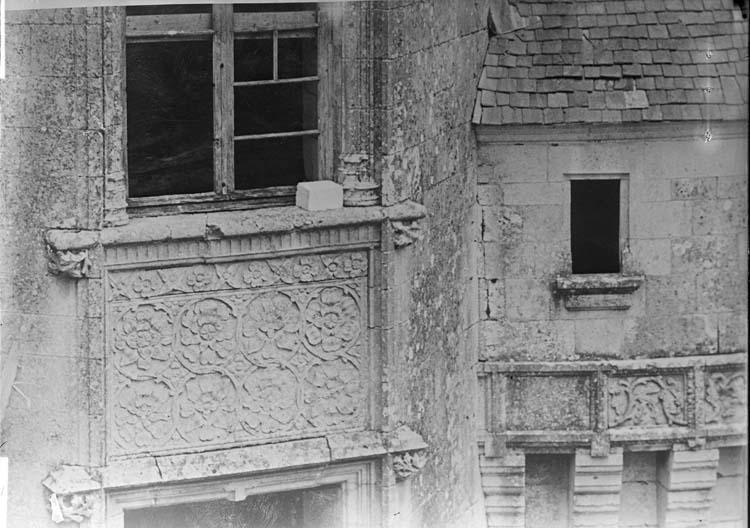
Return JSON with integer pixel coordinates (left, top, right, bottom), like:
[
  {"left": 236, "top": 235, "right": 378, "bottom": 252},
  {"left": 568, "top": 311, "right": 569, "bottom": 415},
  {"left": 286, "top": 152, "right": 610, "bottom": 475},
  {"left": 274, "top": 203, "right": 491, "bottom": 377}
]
[{"left": 125, "top": 3, "right": 324, "bottom": 211}]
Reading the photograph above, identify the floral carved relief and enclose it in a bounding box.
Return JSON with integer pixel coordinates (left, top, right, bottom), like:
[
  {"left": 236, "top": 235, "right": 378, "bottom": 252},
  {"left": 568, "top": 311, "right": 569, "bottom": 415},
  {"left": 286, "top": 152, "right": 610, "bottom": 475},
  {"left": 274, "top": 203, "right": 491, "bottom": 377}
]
[
  {"left": 608, "top": 375, "right": 688, "bottom": 427},
  {"left": 704, "top": 371, "right": 746, "bottom": 425},
  {"left": 176, "top": 373, "right": 237, "bottom": 443},
  {"left": 113, "top": 379, "right": 174, "bottom": 449},
  {"left": 112, "top": 304, "right": 172, "bottom": 378},
  {"left": 107, "top": 253, "right": 368, "bottom": 456},
  {"left": 108, "top": 252, "right": 368, "bottom": 301},
  {"left": 241, "top": 292, "right": 302, "bottom": 367},
  {"left": 305, "top": 287, "right": 361, "bottom": 358},
  {"left": 178, "top": 299, "right": 237, "bottom": 368}
]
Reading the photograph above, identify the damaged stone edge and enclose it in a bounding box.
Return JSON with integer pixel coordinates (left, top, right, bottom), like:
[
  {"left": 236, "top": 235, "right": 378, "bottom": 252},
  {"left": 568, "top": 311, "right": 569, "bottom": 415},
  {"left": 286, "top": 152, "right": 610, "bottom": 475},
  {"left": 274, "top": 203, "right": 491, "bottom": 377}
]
[
  {"left": 100, "top": 427, "right": 428, "bottom": 490},
  {"left": 100, "top": 201, "right": 426, "bottom": 247},
  {"left": 42, "top": 465, "right": 100, "bottom": 524},
  {"left": 45, "top": 229, "right": 100, "bottom": 279},
  {"left": 553, "top": 273, "right": 644, "bottom": 296}
]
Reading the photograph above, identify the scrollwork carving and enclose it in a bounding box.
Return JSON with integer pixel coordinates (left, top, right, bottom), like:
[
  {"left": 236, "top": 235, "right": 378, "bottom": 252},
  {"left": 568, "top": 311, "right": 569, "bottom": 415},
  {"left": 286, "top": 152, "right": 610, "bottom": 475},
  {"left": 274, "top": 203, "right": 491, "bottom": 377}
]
[
  {"left": 704, "top": 371, "right": 746, "bottom": 425},
  {"left": 608, "top": 375, "right": 687, "bottom": 427}
]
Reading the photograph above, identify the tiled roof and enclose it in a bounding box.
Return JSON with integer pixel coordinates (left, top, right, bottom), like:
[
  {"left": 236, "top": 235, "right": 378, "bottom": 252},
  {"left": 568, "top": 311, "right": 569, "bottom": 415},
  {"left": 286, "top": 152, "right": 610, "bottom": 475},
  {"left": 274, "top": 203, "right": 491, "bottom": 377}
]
[{"left": 474, "top": 0, "right": 750, "bottom": 126}]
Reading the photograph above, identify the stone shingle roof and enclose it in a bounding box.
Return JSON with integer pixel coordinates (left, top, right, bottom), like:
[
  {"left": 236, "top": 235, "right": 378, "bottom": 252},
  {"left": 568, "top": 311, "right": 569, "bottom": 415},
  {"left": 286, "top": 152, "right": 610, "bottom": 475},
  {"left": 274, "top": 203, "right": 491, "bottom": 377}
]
[{"left": 474, "top": 0, "right": 750, "bottom": 126}]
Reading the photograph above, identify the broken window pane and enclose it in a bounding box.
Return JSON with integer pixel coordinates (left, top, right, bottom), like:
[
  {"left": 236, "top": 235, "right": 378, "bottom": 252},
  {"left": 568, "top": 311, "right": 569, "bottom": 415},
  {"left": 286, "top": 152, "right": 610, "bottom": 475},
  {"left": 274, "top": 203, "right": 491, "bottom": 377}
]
[
  {"left": 234, "top": 36, "right": 274, "bottom": 82},
  {"left": 278, "top": 36, "right": 317, "bottom": 78},
  {"left": 234, "top": 82, "right": 317, "bottom": 136},
  {"left": 126, "top": 40, "right": 214, "bottom": 198},
  {"left": 126, "top": 5, "right": 211, "bottom": 16},
  {"left": 571, "top": 179, "right": 620, "bottom": 274},
  {"left": 235, "top": 136, "right": 315, "bottom": 189}
]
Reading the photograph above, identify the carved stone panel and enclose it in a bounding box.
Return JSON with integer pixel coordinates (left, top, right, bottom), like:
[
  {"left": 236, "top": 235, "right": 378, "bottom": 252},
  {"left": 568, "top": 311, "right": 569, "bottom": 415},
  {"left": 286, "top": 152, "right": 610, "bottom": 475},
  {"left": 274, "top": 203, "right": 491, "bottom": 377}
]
[
  {"left": 608, "top": 374, "right": 688, "bottom": 428},
  {"left": 703, "top": 369, "right": 746, "bottom": 425},
  {"left": 106, "top": 251, "right": 370, "bottom": 457}
]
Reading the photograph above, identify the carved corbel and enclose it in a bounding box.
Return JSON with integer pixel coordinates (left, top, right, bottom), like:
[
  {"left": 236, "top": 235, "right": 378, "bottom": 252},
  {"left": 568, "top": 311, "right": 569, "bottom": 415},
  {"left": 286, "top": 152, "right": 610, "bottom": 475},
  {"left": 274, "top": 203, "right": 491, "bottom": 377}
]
[
  {"left": 44, "top": 229, "right": 99, "bottom": 279},
  {"left": 384, "top": 201, "right": 427, "bottom": 249},
  {"left": 392, "top": 450, "right": 428, "bottom": 481},
  {"left": 384, "top": 424, "right": 429, "bottom": 481},
  {"left": 391, "top": 219, "right": 423, "bottom": 248},
  {"left": 42, "top": 465, "right": 100, "bottom": 524}
]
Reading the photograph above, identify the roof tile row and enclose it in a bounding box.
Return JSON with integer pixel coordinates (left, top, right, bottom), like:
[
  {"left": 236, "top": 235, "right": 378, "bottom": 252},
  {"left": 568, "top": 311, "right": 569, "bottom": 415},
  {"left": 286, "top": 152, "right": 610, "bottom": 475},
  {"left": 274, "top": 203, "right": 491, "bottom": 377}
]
[{"left": 475, "top": 0, "right": 749, "bottom": 126}]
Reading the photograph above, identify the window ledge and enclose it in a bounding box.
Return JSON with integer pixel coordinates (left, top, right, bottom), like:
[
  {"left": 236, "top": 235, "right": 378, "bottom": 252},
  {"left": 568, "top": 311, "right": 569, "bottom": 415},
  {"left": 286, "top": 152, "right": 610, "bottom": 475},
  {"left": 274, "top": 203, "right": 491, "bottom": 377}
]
[
  {"left": 101, "top": 201, "right": 426, "bottom": 247},
  {"left": 553, "top": 274, "right": 644, "bottom": 311}
]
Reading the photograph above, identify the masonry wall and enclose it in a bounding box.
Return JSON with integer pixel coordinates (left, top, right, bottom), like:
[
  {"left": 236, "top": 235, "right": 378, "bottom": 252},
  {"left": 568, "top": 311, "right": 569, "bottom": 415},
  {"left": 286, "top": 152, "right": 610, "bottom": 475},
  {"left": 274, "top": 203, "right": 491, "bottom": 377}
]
[
  {"left": 477, "top": 131, "right": 748, "bottom": 361},
  {"left": 374, "top": 0, "right": 489, "bottom": 525},
  {"left": 0, "top": 8, "right": 105, "bottom": 527}
]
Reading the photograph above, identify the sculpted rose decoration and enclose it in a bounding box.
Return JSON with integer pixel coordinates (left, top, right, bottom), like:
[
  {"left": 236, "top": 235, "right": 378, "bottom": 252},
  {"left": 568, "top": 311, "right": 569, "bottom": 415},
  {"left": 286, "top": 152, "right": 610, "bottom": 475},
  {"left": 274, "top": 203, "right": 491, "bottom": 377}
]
[
  {"left": 322, "top": 253, "right": 367, "bottom": 278},
  {"left": 292, "top": 256, "right": 319, "bottom": 282},
  {"left": 305, "top": 287, "right": 360, "bottom": 355},
  {"left": 303, "top": 360, "right": 361, "bottom": 428},
  {"left": 113, "top": 304, "right": 172, "bottom": 377},
  {"left": 185, "top": 266, "right": 215, "bottom": 290},
  {"left": 179, "top": 299, "right": 237, "bottom": 367},
  {"left": 114, "top": 380, "right": 173, "bottom": 449},
  {"left": 177, "top": 373, "right": 236, "bottom": 442},
  {"left": 240, "top": 367, "right": 299, "bottom": 435},
  {"left": 130, "top": 271, "right": 162, "bottom": 297},
  {"left": 241, "top": 293, "right": 302, "bottom": 364}
]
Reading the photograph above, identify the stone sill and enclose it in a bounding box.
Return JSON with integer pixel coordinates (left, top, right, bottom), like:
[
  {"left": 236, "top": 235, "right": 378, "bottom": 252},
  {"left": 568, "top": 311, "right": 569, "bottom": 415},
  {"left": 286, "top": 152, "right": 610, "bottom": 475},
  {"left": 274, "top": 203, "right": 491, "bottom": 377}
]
[
  {"left": 101, "top": 201, "right": 426, "bottom": 247},
  {"left": 102, "top": 427, "right": 427, "bottom": 489},
  {"left": 553, "top": 274, "right": 644, "bottom": 311}
]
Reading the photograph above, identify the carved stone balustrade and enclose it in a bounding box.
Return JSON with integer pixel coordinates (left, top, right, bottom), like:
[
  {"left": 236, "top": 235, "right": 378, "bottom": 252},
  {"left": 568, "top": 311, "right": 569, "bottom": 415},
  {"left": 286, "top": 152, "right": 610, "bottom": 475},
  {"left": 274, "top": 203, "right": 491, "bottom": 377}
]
[{"left": 478, "top": 354, "right": 747, "bottom": 455}]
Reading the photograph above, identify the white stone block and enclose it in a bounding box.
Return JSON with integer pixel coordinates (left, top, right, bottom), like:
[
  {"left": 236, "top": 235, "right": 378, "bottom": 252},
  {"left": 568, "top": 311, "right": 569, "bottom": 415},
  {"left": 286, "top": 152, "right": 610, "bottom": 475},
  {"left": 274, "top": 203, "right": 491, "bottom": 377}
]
[{"left": 295, "top": 181, "right": 343, "bottom": 211}]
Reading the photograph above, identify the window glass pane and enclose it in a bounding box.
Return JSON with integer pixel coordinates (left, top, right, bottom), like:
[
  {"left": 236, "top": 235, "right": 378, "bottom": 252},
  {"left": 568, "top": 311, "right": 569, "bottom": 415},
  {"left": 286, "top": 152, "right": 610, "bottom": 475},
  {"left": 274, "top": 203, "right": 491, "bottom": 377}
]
[
  {"left": 126, "top": 40, "right": 214, "bottom": 198},
  {"left": 124, "top": 485, "right": 341, "bottom": 528},
  {"left": 278, "top": 36, "right": 317, "bottom": 78},
  {"left": 235, "top": 136, "right": 315, "bottom": 189},
  {"left": 234, "top": 36, "right": 274, "bottom": 82},
  {"left": 570, "top": 179, "right": 620, "bottom": 274},
  {"left": 233, "top": 3, "right": 316, "bottom": 12},
  {"left": 234, "top": 82, "right": 317, "bottom": 136},
  {"left": 126, "top": 5, "right": 212, "bottom": 15}
]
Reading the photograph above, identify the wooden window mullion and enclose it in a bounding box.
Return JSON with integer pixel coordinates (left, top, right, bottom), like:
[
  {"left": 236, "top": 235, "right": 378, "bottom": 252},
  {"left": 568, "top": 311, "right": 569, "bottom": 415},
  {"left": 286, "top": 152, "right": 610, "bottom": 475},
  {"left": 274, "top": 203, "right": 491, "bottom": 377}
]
[{"left": 213, "top": 4, "right": 234, "bottom": 195}]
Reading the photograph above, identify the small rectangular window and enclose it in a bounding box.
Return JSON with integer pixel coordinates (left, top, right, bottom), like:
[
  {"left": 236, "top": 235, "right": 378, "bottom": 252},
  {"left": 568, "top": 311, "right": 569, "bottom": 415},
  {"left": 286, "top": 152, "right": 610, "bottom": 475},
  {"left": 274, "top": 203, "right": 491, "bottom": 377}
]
[{"left": 570, "top": 179, "right": 620, "bottom": 274}]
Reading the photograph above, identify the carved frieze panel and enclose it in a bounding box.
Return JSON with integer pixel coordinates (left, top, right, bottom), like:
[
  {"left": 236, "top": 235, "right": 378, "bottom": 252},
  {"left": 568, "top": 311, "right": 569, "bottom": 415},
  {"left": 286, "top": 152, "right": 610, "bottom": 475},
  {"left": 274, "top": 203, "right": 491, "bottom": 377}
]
[
  {"left": 608, "top": 374, "right": 688, "bottom": 428},
  {"left": 106, "top": 252, "right": 370, "bottom": 457},
  {"left": 478, "top": 356, "right": 745, "bottom": 451},
  {"left": 704, "top": 370, "right": 746, "bottom": 425}
]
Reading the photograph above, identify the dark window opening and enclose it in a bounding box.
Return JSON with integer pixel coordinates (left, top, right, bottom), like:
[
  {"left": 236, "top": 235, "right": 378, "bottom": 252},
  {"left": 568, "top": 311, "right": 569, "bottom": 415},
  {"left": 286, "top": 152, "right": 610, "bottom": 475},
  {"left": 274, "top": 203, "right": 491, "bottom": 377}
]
[
  {"left": 126, "top": 40, "right": 214, "bottom": 198},
  {"left": 571, "top": 179, "right": 620, "bottom": 274},
  {"left": 125, "top": 4, "right": 319, "bottom": 204},
  {"left": 124, "top": 485, "right": 342, "bottom": 528}
]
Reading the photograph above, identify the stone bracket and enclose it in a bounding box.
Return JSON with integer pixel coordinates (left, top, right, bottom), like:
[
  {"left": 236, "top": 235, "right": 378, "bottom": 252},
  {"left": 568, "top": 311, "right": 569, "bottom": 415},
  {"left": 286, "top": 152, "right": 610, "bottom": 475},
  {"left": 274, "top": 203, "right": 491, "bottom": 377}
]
[
  {"left": 45, "top": 229, "right": 99, "bottom": 279},
  {"left": 385, "top": 201, "right": 427, "bottom": 249},
  {"left": 42, "top": 465, "right": 100, "bottom": 524},
  {"left": 553, "top": 274, "right": 644, "bottom": 311}
]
